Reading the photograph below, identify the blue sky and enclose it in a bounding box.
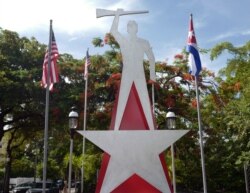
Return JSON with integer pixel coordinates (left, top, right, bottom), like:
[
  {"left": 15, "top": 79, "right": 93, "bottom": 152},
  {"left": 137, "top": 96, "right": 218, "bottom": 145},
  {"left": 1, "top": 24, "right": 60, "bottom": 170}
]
[{"left": 1, "top": 0, "right": 250, "bottom": 74}]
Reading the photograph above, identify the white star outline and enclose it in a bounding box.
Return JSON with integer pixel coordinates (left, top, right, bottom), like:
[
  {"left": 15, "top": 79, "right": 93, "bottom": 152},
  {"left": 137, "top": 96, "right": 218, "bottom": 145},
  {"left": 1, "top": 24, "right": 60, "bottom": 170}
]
[
  {"left": 77, "top": 130, "right": 188, "bottom": 193},
  {"left": 188, "top": 30, "right": 195, "bottom": 38}
]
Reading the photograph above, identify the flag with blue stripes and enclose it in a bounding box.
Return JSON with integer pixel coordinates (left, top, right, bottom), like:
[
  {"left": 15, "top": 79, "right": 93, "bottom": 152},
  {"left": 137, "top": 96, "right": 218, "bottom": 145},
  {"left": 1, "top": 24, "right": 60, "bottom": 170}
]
[{"left": 186, "top": 14, "right": 202, "bottom": 76}]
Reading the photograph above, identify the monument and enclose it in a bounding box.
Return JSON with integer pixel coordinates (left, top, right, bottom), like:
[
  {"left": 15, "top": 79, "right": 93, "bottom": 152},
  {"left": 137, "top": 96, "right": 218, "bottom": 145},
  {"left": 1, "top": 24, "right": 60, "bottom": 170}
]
[{"left": 78, "top": 8, "right": 188, "bottom": 193}]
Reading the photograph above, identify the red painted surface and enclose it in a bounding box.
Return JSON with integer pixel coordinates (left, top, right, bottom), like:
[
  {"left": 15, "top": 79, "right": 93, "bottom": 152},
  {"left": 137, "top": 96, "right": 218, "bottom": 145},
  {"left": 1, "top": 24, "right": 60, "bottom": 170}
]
[
  {"left": 95, "top": 83, "right": 173, "bottom": 193},
  {"left": 111, "top": 174, "right": 162, "bottom": 193}
]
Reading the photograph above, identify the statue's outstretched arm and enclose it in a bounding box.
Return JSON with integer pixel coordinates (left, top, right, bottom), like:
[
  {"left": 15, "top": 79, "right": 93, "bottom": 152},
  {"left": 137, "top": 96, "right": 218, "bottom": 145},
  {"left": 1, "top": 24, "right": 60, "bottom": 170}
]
[{"left": 110, "top": 9, "right": 124, "bottom": 38}]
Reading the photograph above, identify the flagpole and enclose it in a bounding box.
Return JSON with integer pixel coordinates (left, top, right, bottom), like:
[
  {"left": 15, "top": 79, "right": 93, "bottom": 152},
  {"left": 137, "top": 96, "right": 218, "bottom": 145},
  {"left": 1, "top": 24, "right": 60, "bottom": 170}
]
[
  {"left": 81, "top": 76, "right": 87, "bottom": 193},
  {"left": 42, "top": 19, "right": 52, "bottom": 193},
  {"left": 195, "top": 76, "right": 207, "bottom": 193},
  {"left": 152, "top": 84, "right": 155, "bottom": 114},
  {"left": 81, "top": 49, "right": 89, "bottom": 193}
]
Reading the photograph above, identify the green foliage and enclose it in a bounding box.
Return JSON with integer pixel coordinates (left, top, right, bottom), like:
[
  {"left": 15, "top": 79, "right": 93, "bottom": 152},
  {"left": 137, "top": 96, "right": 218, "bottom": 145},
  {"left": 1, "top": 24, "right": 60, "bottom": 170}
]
[
  {"left": 197, "top": 40, "right": 250, "bottom": 193},
  {"left": 83, "top": 153, "right": 101, "bottom": 181},
  {"left": 210, "top": 42, "right": 235, "bottom": 61},
  {"left": 0, "top": 29, "right": 46, "bottom": 141},
  {"left": 11, "top": 157, "right": 34, "bottom": 177}
]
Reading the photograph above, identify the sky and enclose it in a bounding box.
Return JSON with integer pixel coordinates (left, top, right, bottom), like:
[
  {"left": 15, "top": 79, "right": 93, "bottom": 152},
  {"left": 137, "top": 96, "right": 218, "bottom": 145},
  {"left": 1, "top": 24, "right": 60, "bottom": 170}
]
[{"left": 1, "top": 0, "right": 250, "bottom": 74}]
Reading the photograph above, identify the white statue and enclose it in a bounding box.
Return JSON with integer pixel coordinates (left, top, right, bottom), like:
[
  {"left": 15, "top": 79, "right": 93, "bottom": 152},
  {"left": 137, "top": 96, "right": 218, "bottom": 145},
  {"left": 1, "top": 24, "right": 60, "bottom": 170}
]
[{"left": 108, "top": 9, "right": 156, "bottom": 131}]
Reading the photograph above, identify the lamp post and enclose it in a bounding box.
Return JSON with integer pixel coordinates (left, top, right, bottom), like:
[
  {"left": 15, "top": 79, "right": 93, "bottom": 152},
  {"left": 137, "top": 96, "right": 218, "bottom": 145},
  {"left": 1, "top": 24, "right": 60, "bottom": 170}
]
[
  {"left": 166, "top": 109, "right": 176, "bottom": 193},
  {"left": 68, "top": 106, "right": 79, "bottom": 193}
]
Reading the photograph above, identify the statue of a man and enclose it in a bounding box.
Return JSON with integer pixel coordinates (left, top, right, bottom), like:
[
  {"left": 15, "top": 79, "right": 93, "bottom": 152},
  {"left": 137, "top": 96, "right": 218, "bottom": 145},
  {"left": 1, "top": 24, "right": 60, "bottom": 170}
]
[{"left": 110, "top": 9, "right": 155, "bottom": 131}]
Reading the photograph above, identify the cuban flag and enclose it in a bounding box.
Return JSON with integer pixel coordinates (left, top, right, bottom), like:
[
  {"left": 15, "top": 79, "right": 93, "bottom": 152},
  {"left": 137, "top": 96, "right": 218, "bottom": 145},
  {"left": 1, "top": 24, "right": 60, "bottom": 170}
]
[{"left": 186, "top": 14, "right": 202, "bottom": 76}]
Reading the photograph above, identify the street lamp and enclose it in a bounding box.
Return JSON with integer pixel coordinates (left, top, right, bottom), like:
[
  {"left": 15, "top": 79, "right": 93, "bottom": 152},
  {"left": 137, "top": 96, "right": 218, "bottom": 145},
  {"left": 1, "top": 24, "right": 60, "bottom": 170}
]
[
  {"left": 166, "top": 110, "right": 176, "bottom": 130},
  {"left": 68, "top": 106, "right": 79, "bottom": 193},
  {"left": 166, "top": 108, "right": 177, "bottom": 193}
]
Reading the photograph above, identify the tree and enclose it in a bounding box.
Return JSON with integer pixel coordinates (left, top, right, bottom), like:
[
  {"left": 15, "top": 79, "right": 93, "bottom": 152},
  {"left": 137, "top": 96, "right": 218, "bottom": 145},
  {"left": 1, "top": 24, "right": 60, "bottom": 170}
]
[
  {"left": 200, "top": 41, "right": 250, "bottom": 192},
  {"left": 0, "top": 29, "right": 48, "bottom": 192},
  {"left": 0, "top": 29, "right": 46, "bottom": 141}
]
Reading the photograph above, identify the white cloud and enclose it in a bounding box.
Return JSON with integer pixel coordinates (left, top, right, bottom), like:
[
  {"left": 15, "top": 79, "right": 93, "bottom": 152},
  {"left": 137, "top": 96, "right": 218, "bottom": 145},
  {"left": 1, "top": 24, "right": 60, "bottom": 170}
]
[
  {"left": 154, "top": 43, "right": 182, "bottom": 64},
  {"left": 0, "top": 0, "right": 96, "bottom": 33},
  {"left": 241, "top": 29, "right": 250, "bottom": 36},
  {"left": 108, "top": 0, "right": 143, "bottom": 10},
  {"left": 0, "top": 0, "right": 143, "bottom": 34},
  {"left": 208, "top": 28, "right": 250, "bottom": 43},
  {"left": 208, "top": 31, "right": 238, "bottom": 42}
]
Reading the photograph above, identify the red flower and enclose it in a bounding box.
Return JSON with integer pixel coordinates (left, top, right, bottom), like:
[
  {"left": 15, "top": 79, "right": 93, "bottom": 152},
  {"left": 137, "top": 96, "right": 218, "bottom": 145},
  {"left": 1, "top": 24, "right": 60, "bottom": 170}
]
[
  {"left": 191, "top": 98, "right": 197, "bottom": 108},
  {"left": 174, "top": 54, "right": 183, "bottom": 60}
]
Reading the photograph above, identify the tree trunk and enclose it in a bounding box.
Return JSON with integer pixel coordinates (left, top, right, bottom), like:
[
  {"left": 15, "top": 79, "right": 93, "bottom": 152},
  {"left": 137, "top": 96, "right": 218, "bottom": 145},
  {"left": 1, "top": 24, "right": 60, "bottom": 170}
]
[
  {"left": 3, "top": 132, "right": 14, "bottom": 193},
  {"left": 3, "top": 158, "right": 11, "bottom": 193}
]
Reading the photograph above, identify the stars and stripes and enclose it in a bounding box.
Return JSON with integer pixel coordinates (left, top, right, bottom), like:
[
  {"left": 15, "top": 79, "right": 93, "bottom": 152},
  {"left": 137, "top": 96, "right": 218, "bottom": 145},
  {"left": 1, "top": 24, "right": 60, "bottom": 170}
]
[
  {"left": 84, "top": 49, "right": 91, "bottom": 80},
  {"left": 41, "top": 29, "right": 59, "bottom": 90},
  {"left": 186, "top": 14, "right": 202, "bottom": 76}
]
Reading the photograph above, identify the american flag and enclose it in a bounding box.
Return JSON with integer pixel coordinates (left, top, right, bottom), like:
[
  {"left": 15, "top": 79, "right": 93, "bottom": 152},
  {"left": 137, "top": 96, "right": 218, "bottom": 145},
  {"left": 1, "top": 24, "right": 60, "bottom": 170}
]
[
  {"left": 186, "top": 14, "right": 202, "bottom": 76},
  {"left": 84, "top": 49, "right": 91, "bottom": 80},
  {"left": 41, "top": 29, "right": 59, "bottom": 90}
]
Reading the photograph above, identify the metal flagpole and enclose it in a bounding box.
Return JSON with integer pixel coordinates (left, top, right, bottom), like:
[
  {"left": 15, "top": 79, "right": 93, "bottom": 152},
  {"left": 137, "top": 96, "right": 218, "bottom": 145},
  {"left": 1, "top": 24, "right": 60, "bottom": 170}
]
[
  {"left": 152, "top": 84, "right": 155, "bottom": 114},
  {"left": 42, "top": 19, "right": 53, "bottom": 193},
  {"left": 171, "top": 144, "right": 176, "bottom": 193},
  {"left": 195, "top": 76, "right": 207, "bottom": 193},
  {"left": 81, "top": 50, "right": 89, "bottom": 193},
  {"left": 81, "top": 77, "right": 87, "bottom": 193}
]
